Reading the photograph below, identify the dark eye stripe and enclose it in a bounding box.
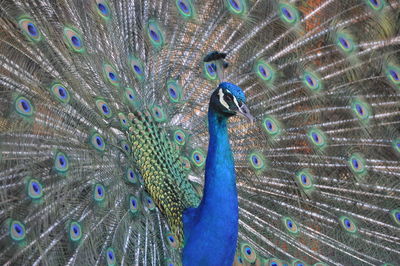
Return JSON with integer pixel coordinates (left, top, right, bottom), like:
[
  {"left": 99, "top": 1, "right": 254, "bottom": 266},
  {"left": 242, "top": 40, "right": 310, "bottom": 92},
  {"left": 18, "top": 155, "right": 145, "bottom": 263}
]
[{"left": 225, "top": 93, "right": 233, "bottom": 101}]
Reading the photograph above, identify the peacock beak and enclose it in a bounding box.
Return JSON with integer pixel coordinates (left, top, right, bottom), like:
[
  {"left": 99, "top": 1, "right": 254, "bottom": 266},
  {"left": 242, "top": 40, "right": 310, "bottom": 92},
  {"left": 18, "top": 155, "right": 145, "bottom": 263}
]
[{"left": 237, "top": 103, "right": 255, "bottom": 123}]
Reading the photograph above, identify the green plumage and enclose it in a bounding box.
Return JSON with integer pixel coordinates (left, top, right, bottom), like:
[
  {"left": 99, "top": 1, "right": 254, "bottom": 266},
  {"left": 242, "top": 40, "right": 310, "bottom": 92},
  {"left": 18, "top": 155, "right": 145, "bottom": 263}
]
[
  {"left": 0, "top": 0, "right": 399, "bottom": 265},
  {"left": 128, "top": 110, "right": 200, "bottom": 246}
]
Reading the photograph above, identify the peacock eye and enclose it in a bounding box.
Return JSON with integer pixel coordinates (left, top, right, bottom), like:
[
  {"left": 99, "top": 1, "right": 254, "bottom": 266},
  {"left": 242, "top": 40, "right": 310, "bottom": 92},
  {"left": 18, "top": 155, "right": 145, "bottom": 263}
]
[{"left": 225, "top": 93, "right": 233, "bottom": 101}]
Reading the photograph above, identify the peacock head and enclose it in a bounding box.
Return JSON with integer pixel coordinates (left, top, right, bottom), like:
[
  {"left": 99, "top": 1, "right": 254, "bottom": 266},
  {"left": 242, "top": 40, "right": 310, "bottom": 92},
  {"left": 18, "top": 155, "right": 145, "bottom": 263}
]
[{"left": 210, "top": 82, "right": 254, "bottom": 122}]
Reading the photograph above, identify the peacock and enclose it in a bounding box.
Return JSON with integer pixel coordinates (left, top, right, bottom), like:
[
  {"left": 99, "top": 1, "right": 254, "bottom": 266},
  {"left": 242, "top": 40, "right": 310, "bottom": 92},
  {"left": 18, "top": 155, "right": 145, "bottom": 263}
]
[{"left": 0, "top": 0, "right": 400, "bottom": 265}]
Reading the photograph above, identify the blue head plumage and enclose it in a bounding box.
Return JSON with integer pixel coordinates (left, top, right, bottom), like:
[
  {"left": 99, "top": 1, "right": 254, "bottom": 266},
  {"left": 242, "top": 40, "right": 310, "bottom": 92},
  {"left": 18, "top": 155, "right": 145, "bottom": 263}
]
[
  {"left": 209, "top": 82, "right": 253, "bottom": 122},
  {"left": 218, "top": 82, "right": 246, "bottom": 103}
]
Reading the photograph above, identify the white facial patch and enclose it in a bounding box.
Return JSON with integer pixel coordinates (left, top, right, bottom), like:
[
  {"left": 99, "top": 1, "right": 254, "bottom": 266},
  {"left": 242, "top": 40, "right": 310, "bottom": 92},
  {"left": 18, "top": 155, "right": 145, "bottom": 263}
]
[
  {"left": 233, "top": 95, "right": 240, "bottom": 109},
  {"left": 226, "top": 89, "right": 241, "bottom": 109},
  {"left": 218, "top": 88, "right": 230, "bottom": 110}
]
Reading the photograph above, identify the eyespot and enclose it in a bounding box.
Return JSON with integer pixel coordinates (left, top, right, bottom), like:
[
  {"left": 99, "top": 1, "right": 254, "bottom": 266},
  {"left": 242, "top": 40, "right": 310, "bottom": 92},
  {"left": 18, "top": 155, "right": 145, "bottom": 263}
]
[
  {"left": 90, "top": 132, "right": 106, "bottom": 152},
  {"left": 208, "top": 63, "right": 216, "bottom": 74},
  {"left": 365, "top": 0, "right": 386, "bottom": 10},
  {"left": 129, "top": 195, "right": 139, "bottom": 214},
  {"left": 96, "top": 99, "right": 113, "bottom": 118},
  {"left": 96, "top": 0, "right": 112, "bottom": 20},
  {"left": 54, "top": 152, "right": 69, "bottom": 173},
  {"left": 348, "top": 153, "right": 367, "bottom": 176},
  {"left": 142, "top": 192, "right": 155, "bottom": 211},
  {"left": 166, "top": 80, "right": 182, "bottom": 103},
  {"left": 336, "top": 33, "right": 355, "bottom": 54},
  {"left": 180, "top": 156, "right": 191, "bottom": 172},
  {"left": 389, "top": 70, "right": 399, "bottom": 82},
  {"left": 118, "top": 113, "right": 130, "bottom": 129},
  {"left": 204, "top": 62, "right": 218, "bottom": 80},
  {"left": 69, "top": 221, "right": 82, "bottom": 242},
  {"left": 303, "top": 71, "right": 322, "bottom": 91},
  {"left": 15, "top": 96, "right": 34, "bottom": 117},
  {"left": 166, "top": 232, "right": 179, "bottom": 248},
  {"left": 240, "top": 243, "right": 256, "bottom": 263},
  {"left": 225, "top": 0, "right": 247, "bottom": 15},
  {"left": 282, "top": 217, "right": 299, "bottom": 234},
  {"left": 254, "top": 60, "right": 276, "bottom": 85},
  {"left": 351, "top": 99, "right": 371, "bottom": 121},
  {"left": 386, "top": 65, "right": 400, "bottom": 87},
  {"left": 27, "top": 178, "right": 43, "bottom": 199},
  {"left": 169, "top": 87, "right": 177, "bottom": 100},
  {"left": 124, "top": 87, "right": 139, "bottom": 107},
  {"left": 176, "top": 0, "right": 195, "bottom": 18},
  {"left": 339, "top": 37, "right": 350, "bottom": 49},
  {"left": 265, "top": 120, "right": 274, "bottom": 131},
  {"left": 50, "top": 83, "right": 71, "bottom": 103},
  {"left": 262, "top": 116, "right": 281, "bottom": 136},
  {"left": 133, "top": 65, "right": 142, "bottom": 74},
  {"left": 106, "top": 247, "right": 116, "bottom": 266},
  {"left": 173, "top": 129, "right": 186, "bottom": 146},
  {"left": 266, "top": 258, "right": 283, "bottom": 266},
  {"left": 390, "top": 209, "right": 400, "bottom": 226},
  {"left": 120, "top": 141, "right": 131, "bottom": 154},
  {"left": 18, "top": 17, "right": 42, "bottom": 42},
  {"left": 147, "top": 20, "right": 164, "bottom": 47},
  {"left": 295, "top": 169, "right": 314, "bottom": 191},
  {"left": 151, "top": 105, "right": 167, "bottom": 122},
  {"left": 258, "top": 64, "right": 271, "bottom": 80},
  {"left": 307, "top": 128, "right": 327, "bottom": 149},
  {"left": 249, "top": 152, "right": 265, "bottom": 170},
  {"left": 129, "top": 56, "right": 145, "bottom": 80},
  {"left": 93, "top": 183, "right": 106, "bottom": 202},
  {"left": 63, "top": 27, "right": 84, "bottom": 53},
  {"left": 392, "top": 139, "right": 400, "bottom": 154},
  {"left": 279, "top": 4, "right": 299, "bottom": 24},
  {"left": 339, "top": 216, "right": 357, "bottom": 233},
  {"left": 292, "top": 259, "right": 307, "bottom": 266},
  {"left": 9, "top": 220, "right": 26, "bottom": 241},
  {"left": 191, "top": 149, "right": 206, "bottom": 167},
  {"left": 103, "top": 64, "right": 120, "bottom": 86},
  {"left": 126, "top": 168, "right": 137, "bottom": 184}
]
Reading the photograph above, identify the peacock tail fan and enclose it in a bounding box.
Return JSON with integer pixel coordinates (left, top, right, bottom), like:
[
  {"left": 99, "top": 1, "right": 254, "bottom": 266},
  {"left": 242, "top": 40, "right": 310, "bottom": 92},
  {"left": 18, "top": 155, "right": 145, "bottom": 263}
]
[{"left": 0, "top": 0, "right": 399, "bottom": 265}]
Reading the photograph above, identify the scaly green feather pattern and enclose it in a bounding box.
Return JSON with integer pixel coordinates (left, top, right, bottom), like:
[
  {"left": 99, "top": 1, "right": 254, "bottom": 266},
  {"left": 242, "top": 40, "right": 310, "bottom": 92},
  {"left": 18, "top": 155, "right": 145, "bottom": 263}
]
[{"left": 128, "top": 110, "right": 200, "bottom": 246}]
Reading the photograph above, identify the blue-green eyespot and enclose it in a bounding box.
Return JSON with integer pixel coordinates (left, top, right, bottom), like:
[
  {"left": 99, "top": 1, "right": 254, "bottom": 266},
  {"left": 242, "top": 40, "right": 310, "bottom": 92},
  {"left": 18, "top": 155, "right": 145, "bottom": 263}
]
[
  {"left": 339, "top": 216, "right": 357, "bottom": 233},
  {"left": 9, "top": 220, "right": 26, "bottom": 241}
]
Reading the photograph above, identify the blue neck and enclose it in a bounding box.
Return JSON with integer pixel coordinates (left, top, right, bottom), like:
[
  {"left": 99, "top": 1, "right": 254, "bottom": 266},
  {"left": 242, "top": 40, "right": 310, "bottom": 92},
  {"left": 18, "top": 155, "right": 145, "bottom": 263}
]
[
  {"left": 182, "top": 107, "right": 238, "bottom": 266},
  {"left": 202, "top": 108, "right": 237, "bottom": 214}
]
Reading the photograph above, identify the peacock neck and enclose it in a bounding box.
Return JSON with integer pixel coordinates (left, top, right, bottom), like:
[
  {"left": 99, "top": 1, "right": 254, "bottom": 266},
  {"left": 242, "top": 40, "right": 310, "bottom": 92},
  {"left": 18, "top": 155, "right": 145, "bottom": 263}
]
[
  {"left": 182, "top": 107, "right": 238, "bottom": 265},
  {"left": 198, "top": 106, "right": 238, "bottom": 263},
  {"left": 201, "top": 108, "right": 237, "bottom": 209}
]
